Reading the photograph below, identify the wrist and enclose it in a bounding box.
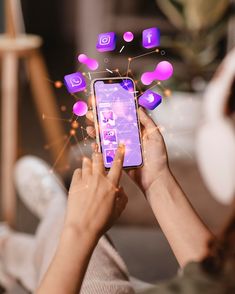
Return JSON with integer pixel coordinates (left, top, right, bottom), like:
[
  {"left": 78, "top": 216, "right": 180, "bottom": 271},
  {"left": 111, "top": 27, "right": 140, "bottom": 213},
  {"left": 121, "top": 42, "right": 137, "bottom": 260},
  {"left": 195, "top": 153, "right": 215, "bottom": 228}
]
[
  {"left": 146, "top": 167, "right": 175, "bottom": 202},
  {"left": 61, "top": 223, "right": 99, "bottom": 249}
]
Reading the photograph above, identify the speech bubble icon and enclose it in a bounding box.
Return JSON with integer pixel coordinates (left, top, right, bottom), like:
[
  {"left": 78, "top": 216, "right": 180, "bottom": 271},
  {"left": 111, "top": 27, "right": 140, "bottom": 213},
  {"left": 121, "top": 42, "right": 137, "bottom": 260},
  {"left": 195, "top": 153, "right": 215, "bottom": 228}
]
[
  {"left": 70, "top": 77, "right": 82, "bottom": 87},
  {"left": 64, "top": 72, "right": 86, "bottom": 93}
]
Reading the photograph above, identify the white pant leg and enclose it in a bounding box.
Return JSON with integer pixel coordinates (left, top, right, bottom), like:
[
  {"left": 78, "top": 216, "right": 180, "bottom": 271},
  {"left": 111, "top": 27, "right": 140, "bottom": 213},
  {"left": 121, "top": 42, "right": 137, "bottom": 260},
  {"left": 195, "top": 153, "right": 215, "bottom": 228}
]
[
  {"left": 34, "top": 196, "right": 67, "bottom": 288},
  {"left": 1, "top": 196, "right": 66, "bottom": 292},
  {"left": 2, "top": 232, "right": 37, "bottom": 291}
]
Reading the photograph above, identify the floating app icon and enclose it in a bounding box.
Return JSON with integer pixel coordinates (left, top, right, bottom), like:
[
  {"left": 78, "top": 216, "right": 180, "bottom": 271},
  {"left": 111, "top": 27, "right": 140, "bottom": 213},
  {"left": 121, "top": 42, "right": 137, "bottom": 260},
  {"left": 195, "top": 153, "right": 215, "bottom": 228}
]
[
  {"left": 142, "top": 27, "right": 160, "bottom": 49},
  {"left": 96, "top": 32, "right": 116, "bottom": 52},
  {"left": 138, "top": 90, "right": 162, "bottom": 110},
  {"left": 73, "top": 101, "right": 88, "bottom": 116},
  {"left": 64, "top": 72, "right": 86, "bottom": 93}
]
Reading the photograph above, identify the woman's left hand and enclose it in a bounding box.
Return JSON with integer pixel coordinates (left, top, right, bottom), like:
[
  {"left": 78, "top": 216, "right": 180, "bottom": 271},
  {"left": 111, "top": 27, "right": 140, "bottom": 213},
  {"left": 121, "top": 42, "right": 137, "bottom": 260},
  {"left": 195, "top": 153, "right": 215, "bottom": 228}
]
[{"left": 65, "top": 144, "right": 127, "bottom": 239}]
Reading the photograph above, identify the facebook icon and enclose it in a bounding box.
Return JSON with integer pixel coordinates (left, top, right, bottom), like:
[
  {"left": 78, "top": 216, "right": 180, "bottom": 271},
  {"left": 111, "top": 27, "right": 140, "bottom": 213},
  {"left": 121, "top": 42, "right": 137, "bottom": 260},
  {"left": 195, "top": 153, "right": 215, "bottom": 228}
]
[{"left": 142, "top": 27, "right": 160, "bottom": 49}]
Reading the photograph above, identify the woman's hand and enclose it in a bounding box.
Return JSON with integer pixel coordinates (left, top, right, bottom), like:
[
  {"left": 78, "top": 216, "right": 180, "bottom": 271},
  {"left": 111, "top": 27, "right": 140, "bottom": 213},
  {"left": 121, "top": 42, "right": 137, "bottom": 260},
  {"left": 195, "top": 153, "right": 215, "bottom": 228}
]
[
  {"left": 86, "top": 107, "right": 169, "bottom": 194},
  {"left": 64, "top": 144, "right": 127, "bottom": 239},
  {"left": 37, "top": 146, "right": 127, "bottom": 294},
  {"left": 128, "top": 108, "right": 169, "bottom": 192}
]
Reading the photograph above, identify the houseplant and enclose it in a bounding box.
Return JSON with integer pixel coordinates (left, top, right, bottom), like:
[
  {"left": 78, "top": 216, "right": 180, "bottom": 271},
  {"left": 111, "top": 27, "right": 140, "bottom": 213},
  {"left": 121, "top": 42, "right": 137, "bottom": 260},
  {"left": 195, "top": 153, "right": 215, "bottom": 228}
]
[
  {"left": 156, "top": 0, "right": 230, "bottom": 91},
  {"left": 152, "top": 0, "right": 230, "bottom": 160}
]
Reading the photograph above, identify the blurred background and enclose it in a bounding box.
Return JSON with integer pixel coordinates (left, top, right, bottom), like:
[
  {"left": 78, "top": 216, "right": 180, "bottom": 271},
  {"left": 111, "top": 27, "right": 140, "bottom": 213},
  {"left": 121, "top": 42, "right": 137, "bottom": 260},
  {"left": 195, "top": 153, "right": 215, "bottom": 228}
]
[{"left": 0, "top": 0, "right": 235, "bottom": 286}]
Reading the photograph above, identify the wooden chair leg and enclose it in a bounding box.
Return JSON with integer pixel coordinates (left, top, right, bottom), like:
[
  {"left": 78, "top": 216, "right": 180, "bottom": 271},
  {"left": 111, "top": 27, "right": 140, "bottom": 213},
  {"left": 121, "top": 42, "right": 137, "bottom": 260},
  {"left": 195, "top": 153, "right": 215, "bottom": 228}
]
[
  {"left": 27, "top": 49, "right": 67, "bottom": 168},
  {"left": 1, "top": 52, "right": 18, "bottom": 226}
]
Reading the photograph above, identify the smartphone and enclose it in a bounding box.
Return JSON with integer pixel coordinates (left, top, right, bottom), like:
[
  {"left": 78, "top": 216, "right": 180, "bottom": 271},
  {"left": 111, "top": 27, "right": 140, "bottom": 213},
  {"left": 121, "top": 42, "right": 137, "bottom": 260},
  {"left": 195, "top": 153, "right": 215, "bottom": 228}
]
[{"left": 92, "top": 77, "right": 143, "bottom": 169}]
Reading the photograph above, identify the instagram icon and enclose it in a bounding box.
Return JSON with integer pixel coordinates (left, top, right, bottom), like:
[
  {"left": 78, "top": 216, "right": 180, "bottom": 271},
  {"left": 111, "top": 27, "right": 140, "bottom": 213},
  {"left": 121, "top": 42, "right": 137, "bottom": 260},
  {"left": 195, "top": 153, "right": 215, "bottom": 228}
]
[{"left": 96, "top": 32, "right": 116, "bottom": 52}]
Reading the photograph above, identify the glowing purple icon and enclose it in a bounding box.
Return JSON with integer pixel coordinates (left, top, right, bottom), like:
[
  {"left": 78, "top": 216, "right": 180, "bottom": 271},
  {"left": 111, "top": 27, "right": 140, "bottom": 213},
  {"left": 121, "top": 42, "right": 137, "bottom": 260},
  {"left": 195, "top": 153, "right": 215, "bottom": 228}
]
[
  {"left": 64, "top": 72, "right": 86, "bottom": 93},
  {"left": 142, "top": 27, "right": 160, "bottom": 49},
  {"left": 138, "top": 90, "right": 162, "bottom": 110},
  {"left": 141, "top": 61, "right": 174, "bottom": 85},
  {"left": 73, "top": 101, "right": 88, "bottom": 117},
  {"left": 78, "top": 54, "right": 99, "bottom": 71},
  {"left": 96, "top": 32, "right": 116, "bottom": 52},
  {"left": 123, "top": 31, "right": 134, "bottom": 42}
]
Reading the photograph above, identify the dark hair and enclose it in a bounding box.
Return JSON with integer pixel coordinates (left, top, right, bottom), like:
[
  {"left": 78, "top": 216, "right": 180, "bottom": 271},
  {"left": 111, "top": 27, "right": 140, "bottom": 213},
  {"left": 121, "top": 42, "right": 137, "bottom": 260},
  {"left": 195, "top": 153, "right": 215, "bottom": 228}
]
[{"left": 226, "top": 78, "right": 235, "bottom": 115}]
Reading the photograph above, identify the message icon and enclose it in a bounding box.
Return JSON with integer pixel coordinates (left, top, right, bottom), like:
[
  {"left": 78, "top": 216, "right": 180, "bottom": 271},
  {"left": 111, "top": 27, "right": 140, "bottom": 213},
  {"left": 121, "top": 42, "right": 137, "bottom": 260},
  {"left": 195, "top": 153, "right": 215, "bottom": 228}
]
[
  {"left": 138, "top": 90, "right": 162, "bottom": 110},
  {"left": 64, "top": 72, "right": 86, "bottom": 94},
  {"left": 142, "top": 27, "right": 160, "bottom": 49},
  {"left": 96, "top": 32, "right": 116, "bottom": 52}
]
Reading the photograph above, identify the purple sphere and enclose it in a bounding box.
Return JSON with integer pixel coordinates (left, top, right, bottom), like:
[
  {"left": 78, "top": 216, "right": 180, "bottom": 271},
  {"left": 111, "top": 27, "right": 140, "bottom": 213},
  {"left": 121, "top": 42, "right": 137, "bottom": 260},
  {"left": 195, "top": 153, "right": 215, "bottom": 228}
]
[
  {"left": 73, "top": 101, "right": 88, "bottom": 117},
  {"left": 155, "top": 61, "right": 173, "bottom": 81},
  {"left": 123, "top": 31, "right": 134, "bottom": 42}
]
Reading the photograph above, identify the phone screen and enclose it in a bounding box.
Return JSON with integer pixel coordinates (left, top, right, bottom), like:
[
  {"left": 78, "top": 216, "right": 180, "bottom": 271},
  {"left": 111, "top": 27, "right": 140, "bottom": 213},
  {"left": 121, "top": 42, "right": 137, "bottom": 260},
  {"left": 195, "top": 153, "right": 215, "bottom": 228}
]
[{"left": 93, "top": 78, "right": 143, "bottom": 169}]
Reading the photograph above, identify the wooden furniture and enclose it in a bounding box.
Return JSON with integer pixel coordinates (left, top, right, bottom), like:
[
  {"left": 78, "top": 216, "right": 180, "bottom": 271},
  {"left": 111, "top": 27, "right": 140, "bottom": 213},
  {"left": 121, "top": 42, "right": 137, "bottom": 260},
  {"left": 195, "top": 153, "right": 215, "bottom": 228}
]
[{"left": 0, "top": 0, "right": 66, "bottom": 225}]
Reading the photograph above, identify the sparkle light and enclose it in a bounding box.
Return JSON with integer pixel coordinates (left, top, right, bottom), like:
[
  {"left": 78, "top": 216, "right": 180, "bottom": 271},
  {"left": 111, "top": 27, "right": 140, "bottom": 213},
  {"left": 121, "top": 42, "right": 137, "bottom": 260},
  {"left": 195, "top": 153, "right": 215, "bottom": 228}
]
[
  {"left": 70, "top": 129, "right": 76, "bottom": 136},
  {"left": 164, "top": 89, "right": 172, "bottom": 97},
  {"left": 71, "top": 121, "right": 79, "bottom": 129},
  {"left": 54, "top": 81, "right": 63, "bottom": 88},
  {"left": 61, "top": 105, "right": 66, "bottom": 112}
]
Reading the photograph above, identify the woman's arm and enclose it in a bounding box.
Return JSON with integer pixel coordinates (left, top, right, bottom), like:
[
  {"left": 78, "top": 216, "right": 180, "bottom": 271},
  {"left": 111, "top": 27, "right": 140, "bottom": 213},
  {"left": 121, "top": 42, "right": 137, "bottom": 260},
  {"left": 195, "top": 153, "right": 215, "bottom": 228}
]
[
  {"left": 37, "top": 226, "right": 98, "bottom": 294},
  {"left": 37, "top": 145, "right": 127, "bottom": 294},
  {"left": 86, "top": 108, "right": 213, "bottom": 267},
  {"left": 146, "top": 169, "right": 212, "bottom": 267},
  {"left": 138, "top": 109, "right": 213, "bottom": 267}
]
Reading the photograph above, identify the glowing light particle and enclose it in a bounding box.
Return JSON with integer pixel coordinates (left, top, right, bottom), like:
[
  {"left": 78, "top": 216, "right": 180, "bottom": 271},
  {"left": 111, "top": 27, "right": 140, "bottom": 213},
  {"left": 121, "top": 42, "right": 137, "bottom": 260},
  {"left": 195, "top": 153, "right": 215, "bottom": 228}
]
[
  {"left": 164, "top": 89, "right": 172, "bottom": 97},
  {"left": 61, "top": 105, "right": 66, "bottom": 112},
  {"left": 54, "top": 81, "right": 63, "bottom": 88},
  {"left": 71, "top": 121, "right": 79, "bottom": 129},
  {"left": 73, "top": 101, "right": 88, "bottom": 117},
  {"left": 70, "top": 129, "right": 76, "bottom": 136}
]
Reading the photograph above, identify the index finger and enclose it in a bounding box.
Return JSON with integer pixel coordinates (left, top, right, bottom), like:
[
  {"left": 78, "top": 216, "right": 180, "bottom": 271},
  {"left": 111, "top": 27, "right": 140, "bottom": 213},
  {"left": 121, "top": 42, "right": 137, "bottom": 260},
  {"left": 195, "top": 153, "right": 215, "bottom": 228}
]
[{"left": 107, "top": 144, "right": 125, "bottom": 187}]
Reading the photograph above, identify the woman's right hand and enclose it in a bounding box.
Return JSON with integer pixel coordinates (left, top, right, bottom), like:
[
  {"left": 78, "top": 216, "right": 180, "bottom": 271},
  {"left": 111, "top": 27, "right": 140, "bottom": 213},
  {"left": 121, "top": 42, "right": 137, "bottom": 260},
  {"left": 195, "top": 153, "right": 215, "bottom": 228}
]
[
  {"left": 86, "top": 107, "right": 170, "bottom": 194},
  {"left": 65, "top": 144, "right": 127, "bottom": 240}
]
